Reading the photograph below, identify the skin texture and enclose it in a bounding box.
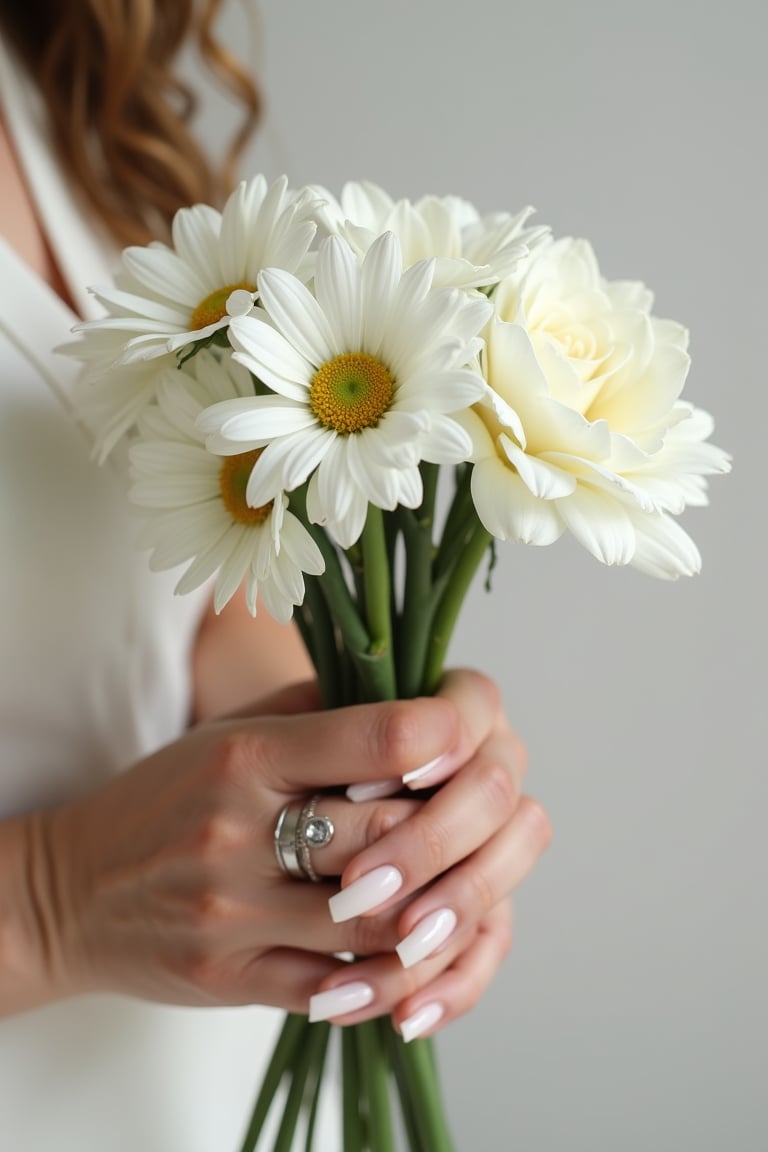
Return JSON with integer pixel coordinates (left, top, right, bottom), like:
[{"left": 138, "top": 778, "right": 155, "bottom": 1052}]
[
  {"left": 4, "top": 672, "right": 550, "bottom": 1035},
  {"left": 0, "top": 42, "right": 552, "bottom": 1038}
]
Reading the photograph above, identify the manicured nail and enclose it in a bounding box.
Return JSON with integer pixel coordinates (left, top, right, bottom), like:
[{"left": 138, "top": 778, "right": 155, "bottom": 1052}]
[
  {"left": 309, "top": 981, "right": 374, "bottom": 1022},
  {"left": 346, "top": 778, "right": 402, "bottom": 803},
  {"left": 328, "top": 865, "right": 403, "bottom": 923},
  {"left": 396, "top": 907, "right": 457, "bottom": 968},
  {"left": 402, "top": 753, "right": 450, "bottom": 788},
  {"left": 400, "top": 1002, "right": 444, "bottom": 1043}
]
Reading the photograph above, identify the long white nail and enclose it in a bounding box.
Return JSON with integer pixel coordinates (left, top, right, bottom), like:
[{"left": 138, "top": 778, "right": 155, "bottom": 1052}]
[
  {"left": 328, "top": 865, "right": 403, "bottom": 923},
  {"left": 346, "top": 778, "right": 402, "bottom": 803},
  {"left": 400, "top": 1002, "right": 444, "bottom": 1043},
  {"left": 402, "top": 753, "right": 449, "bottom": 788},
  {"left": 309, "top": 981, "right": 374, "bottom": 1022},
  {"left": 396, "top": 907, "right": 457, "bottom": 968}
]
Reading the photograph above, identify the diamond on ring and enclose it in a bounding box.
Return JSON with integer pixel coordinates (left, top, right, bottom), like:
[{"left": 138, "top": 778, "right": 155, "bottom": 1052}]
[
  {"left": 296, "top": 795, "right": 334, "bottom": 882},
  {"left": 304, "top": 816, "right": 334, "bottom": 847}
]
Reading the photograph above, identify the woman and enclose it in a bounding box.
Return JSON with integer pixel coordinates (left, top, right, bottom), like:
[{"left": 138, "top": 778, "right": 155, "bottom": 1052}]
[{"left": 0, "top": 1, "right": 551, "bottom": 1148}]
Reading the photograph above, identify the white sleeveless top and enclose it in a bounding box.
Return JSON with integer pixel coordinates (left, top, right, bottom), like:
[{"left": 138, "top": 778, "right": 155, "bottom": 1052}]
[{"left": 0, "top": 38, "right": 320, "bottom": 1152}]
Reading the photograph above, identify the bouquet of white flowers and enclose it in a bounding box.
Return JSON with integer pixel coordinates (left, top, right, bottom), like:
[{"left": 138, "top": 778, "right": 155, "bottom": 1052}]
[{"left": 64, "top": 175, "right": 730, "bottom": 1150}]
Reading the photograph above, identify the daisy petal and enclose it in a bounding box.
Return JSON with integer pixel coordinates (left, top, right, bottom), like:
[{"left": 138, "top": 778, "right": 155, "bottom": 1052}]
[
  {"left": 259, "top": 269, "right": 336, "bottom": 364},
  {"left": 314, "top": 236, "right": 362, "bottom": 350},
  {"left": 229, "top": 314, "right": 313, "bottom": 401}
]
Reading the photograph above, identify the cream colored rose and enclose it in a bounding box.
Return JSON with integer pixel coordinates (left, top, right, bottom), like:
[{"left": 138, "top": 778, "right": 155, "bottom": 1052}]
[{"left": 465, "top": 237, "right": 730, "bottom": 577}]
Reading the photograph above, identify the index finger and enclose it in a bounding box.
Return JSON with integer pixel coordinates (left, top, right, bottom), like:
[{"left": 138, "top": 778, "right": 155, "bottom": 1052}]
[{"left": 229, "top": 692, "right": 462, "bottom": 794}]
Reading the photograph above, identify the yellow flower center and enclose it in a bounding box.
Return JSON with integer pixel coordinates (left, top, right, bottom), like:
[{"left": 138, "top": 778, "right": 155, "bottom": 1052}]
[
  {"left": 190, "top": 282, "right": 255, "bottom": 330},
  {"left": 310, "top": 353, "right": 394, "bottom": 434},
  {"left": 219, "top": 450, "right": 273, "bottom": 526}
]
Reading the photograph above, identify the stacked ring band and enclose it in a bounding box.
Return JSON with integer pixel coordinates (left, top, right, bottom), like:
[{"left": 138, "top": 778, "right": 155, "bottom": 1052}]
[{"left": 274, "top": 794, "right": 335, "bottom": 883}]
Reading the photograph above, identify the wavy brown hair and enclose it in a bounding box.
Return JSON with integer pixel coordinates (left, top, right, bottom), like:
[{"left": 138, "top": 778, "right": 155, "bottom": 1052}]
[{"left": 0, "top": 0, "right": 261, "bottom": 246}]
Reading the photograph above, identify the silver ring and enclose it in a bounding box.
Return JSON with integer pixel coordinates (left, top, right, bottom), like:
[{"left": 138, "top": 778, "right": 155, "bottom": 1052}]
[
  {"left": 296, "top": 794, "right": 335, "bottom": 882},
  {"left": 274, "top": 794, "right": 335, "bottom": 883}
]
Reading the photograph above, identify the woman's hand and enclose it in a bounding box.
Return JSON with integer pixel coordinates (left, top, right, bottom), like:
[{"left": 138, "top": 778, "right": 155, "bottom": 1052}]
[
  {"left": 8, "top": 668, "right": 550, "bottom": 1035},
  {"left": 303, "top": 669, "right": 552, "bottom": 1040}
]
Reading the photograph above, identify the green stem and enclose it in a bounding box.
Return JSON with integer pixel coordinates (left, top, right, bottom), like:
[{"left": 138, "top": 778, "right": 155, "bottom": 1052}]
[
  {"left": 360, "top": 506, "right": 396, "bottom": 700},
  {"left": 271, "top": 1022, "right": 330, "bottom": 1152},
  {"left": 342, "top": 1026, "right": 366, "bottom": 1152},
  {"left": 293, "top": 602, "right": 317, "bottom": 671},
  {"left": 424, "top": 521, "right": 493, "bottom": 694},
  {"left": 237, "top": 1013, "right": 309, "bottom": 1152},
  {"left": 356, "top": 1020, "right": 395, "bottom": 1152},
  {"left": 300, "top": 576, "right": 342, "bottom": 709},
  {"left": 394, "top": 1038, "right": 455, "bottom": 1152},
  {"left": 345, "top": 539, "right": 367, "bottom": 613},
  {"left": 394, "top": 506, "right": 435, "bottom": 700},
  {"left": 419, "top": 461, "right": 439, "bottom": 526},
  {"left": 432, "top": 465, "right": 474, "bottom": 581},
  {"left": 384, "top": 1022, "right": 423, "bottom": 1150},
  {"left": 303, "top": 1023, "right": 332, "bottom": 1151}
]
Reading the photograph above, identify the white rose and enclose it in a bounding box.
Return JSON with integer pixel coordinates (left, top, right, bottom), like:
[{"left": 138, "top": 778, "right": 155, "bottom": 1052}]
[{"left": 465, "top": 237, "right": 731, "bottom": 577}]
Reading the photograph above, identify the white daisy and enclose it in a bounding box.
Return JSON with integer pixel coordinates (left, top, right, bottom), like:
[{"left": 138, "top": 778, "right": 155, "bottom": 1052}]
[
  {"left": 312, "top": 179, "right": 549, "bottom": 290},
  {"left": 69, "top": 175, "right": 319, "bottom": 368},
  {"left": 197, "top": 232, "right": 492, "bottom": 549},
  {"left": 128, "top": 349, "right": 324, "bottom": 620},
  {"left": 71, "top": 353, "right": 162, "bottom": 464}
]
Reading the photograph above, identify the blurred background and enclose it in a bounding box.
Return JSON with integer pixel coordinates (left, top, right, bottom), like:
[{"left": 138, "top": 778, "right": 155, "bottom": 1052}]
[{"left": 197, "top": 2, "right": 765, "bottom": 1148}]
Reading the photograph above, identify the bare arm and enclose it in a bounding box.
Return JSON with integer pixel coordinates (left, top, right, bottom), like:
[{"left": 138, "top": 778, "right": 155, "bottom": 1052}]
[{"left": 192, "top": 595, "right": 314, "bottom": 721}]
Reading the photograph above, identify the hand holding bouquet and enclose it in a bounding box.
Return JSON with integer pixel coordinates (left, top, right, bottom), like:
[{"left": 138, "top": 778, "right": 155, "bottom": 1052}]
[{"left": 64, "top": 175, "right": 729, "bottom": 1149}]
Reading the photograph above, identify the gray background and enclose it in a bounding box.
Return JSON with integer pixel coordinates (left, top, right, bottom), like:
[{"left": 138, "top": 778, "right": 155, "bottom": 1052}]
[{"left": 198, "top": 2, "right": 765, "bottom": 1148}]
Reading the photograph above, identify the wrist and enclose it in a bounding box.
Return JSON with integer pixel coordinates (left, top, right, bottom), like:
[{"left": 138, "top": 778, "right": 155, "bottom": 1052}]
[{"left": 0, "top": 807, "right": 88, "bottom": 1014}]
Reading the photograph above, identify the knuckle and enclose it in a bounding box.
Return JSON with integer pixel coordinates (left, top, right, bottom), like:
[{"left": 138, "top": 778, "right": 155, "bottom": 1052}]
[
  {"left": 364, "top": 801, "right": 406, "bottom": 847},
  {"left": 369, "top": 701, "right": 424, "bottom": 773},
  {"left": 482, "top": 673, "right": 503, "bottom": 717},
  {"left": 414, "top": 813, "right": 449, "bottom": 874},
  {"left": 458, "top": 973, "right": 484, "bottom": 1016},
  {"left": 467, "top": 866, "right": 495, "bottom": 918},
  {"left": 180, "top": 952, "right": 225, "bottom": 997},
  {"left": 208, "top": 728, "right": 279, "bottom": 793},
  {"left": 496, "top": 910, "right": 514, "bottom": 959},
  {"left": 189, "top": 888, "right": 234, "bottom": 931},
  {"left": 208, "top": 731, "right": 256, "bottom": 790},
  {"left": 477, "top": 756, "right": 519, "bottom": 819},
  {"left": 512, "top": 732, "right": 529, "bottom": 781},
  {"left": 194, "top": 813, "right": 241, "bottom": 863},
  {"left": 523, "top": 797, "right": 553, "bottom": 851}
]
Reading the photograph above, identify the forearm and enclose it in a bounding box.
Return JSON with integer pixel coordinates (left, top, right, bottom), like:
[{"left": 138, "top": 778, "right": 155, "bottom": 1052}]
[
  {"left": 192, "top": 595, "right": 314, "bottom": 722},
  {"left": 0, "top": 811, "right": 74, "bottom": 1017}
]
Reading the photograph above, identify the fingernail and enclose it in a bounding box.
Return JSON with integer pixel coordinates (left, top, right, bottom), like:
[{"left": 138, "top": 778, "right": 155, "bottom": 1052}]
[
  {"left": 309, "top": 981, "right": 374, "bottom": 1022},
  {"left": 328, "top": 865, "right": 403, "bottom": 923},
  {"left": 400, "top": 1001, "right": 444, "bottom": 1043},
  {"left": 402, "top": 753, "right": 450, "bottom": 788},
  {"left": 346, "top": 778, "right": 402, "bottom": 803},
  {"left": 396, "top": 907, "right": 457, "bottom": 968}
]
